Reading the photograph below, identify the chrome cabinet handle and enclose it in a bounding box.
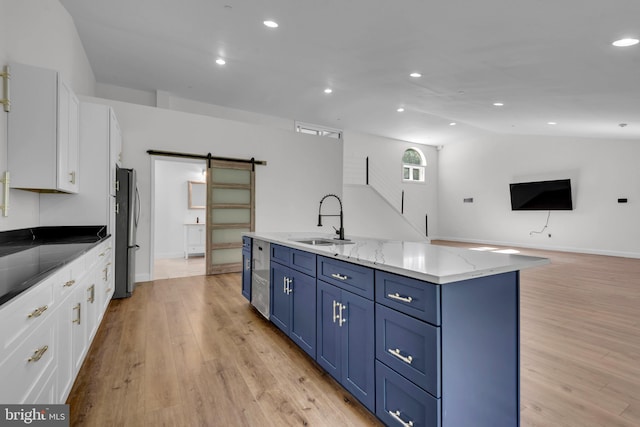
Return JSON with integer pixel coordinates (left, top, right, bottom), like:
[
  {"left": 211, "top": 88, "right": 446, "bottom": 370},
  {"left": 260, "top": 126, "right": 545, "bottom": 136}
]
[
  {"left": 27, "top": 305, "right": 48, "bottom": 318},
  {"left": 28, "top": 345, "right": 49, "bottom": 363},
  {"left": 64, "top": 279, "right": 76, "bottom": 288},
  {"left": 245, "top": 259, "right": 250, "bottom": 270},
  {"left": 331, "top": 273, "right": 349, "bottom": 281},
  {"left": 388, "top": 410, "right": 414, "bottom": 427},
  {"left": 287, "top": 277, "right": 293, "bottom": 294},
  {"left": 388, "top": 348, "right": 413, "bottom": 364},
  {"left": 69, "top": 171, "right": 76, "bottom": 184},
  {"left": 338, "top": 303, "right": 346, "bottom": 327},
  {"left": 72, "top": 303, "right": 81, "bottom": 325},
  {"left": 387, "top": 292, "right": 413, "bottom": 303},
  {"left": 332, "top": 300, "right": 338, "bottom": 323}
]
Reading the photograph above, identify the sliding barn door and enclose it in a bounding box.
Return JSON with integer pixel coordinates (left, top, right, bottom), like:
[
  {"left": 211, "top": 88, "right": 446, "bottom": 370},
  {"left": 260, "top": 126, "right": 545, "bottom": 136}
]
[{"left": 206, "top": 160, "right": 255, "bottom": 275}]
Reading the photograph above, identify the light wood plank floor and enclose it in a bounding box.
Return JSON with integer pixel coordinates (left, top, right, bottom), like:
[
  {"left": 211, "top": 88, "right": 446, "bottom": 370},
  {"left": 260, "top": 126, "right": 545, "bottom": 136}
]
[{"left": 67, "top": 242, "right": 640, "bottom": 426}]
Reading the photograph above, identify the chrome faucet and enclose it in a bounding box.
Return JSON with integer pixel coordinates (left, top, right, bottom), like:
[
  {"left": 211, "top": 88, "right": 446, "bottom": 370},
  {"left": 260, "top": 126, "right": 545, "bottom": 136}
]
[{"left": 318, "top": 194, "right": 345, "bottom": 240}]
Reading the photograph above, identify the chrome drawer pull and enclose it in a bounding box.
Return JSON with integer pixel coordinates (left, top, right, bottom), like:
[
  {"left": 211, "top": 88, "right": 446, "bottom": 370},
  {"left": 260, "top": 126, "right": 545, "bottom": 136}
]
[
  {"left": 388, "top": 410, "right": 414, "bottom": 427},
  {"left": 338, "top": 303, "right": 346, "bottom": 327},
  {"left": 388, "top": 348, "right": 413, "bottom": 364},
  {"left": 332, "top": 300, "right": 338, "bottom": 323},
  {"left": 27, "top": 305, "right": 48, "bottom": 318},
  {"left": 63, "top": 279, "right": 76, "bottom": 288},
  {"left": 387, "top": 292, "right": 413, "bottom": 303},
  {"left": 331, "top": 273, "right": 349, "bottom": 281},
  {"left": 28, "top": 345, "right": 49, "bottom": 363}
]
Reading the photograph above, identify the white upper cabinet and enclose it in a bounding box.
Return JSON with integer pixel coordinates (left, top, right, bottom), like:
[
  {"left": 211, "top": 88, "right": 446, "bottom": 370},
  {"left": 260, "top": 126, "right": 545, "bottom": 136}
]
[
  {"left": 40, "top": 102, "right": 121, "bottom": 235},
  {"left": 7, "top": 62, "right": 80, "bottom": 193}
]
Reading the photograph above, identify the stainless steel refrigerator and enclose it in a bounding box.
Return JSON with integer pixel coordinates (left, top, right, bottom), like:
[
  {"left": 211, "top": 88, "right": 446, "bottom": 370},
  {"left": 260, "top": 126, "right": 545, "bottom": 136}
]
[{"left": 114, "top": 167, "right": 139, "bottom": 298}]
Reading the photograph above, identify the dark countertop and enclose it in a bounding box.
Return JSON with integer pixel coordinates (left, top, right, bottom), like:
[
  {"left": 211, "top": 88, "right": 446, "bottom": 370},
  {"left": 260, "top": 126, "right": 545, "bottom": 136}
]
[{"left": 0, "top": 226, "right": 109, "bottom": 307}]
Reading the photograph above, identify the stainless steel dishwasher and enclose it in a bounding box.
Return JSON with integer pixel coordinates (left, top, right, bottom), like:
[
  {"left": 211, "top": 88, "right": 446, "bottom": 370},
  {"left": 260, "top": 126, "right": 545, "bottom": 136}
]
[{"left": 251, "top": 239, "right": 270, "bottom": 318}]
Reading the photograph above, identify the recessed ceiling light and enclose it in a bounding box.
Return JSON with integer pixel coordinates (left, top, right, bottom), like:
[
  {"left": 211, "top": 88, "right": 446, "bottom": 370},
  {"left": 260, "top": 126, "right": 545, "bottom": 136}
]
[
  {"left": 324, "top": 88, "right": 332, "bottom": 94},
  {"left": 493, "top": 102, "right": 504, "bottom": 107},
  {"left": 449, "top": 122, "right": 457, "bottom": 126},
  {"left": 263, "top": 20, "right": 279, "bottom": 28},
  {"left": 397, "top": 107, "right": 405, "bottom": 112},
  {"left": 612, "top": 38, "right": 639, "bottom": 47},
  {"left": 409, "top": 72, "right": 422, "bottom": 78},
  {"left": 547, "top": 121, "right": 557, "bottom": 125},
  {"left": 215, "top": 58, "right": 226, "bottom": 65}
]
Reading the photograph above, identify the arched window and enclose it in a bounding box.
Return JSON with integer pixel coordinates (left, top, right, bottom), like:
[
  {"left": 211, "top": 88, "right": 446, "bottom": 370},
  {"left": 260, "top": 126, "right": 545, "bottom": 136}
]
[{"left": 402, "top": 148, "right": 426, "bottom": 182}]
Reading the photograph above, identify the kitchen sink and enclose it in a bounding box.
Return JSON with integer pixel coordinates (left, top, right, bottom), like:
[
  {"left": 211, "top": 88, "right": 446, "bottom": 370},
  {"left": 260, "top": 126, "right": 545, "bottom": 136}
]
[{"left": 292, "top": 238, "right": 354, "bottom": 246}]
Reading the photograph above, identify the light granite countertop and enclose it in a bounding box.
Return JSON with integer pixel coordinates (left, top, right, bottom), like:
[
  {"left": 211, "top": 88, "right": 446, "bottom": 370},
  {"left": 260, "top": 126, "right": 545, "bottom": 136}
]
[{"left": 244, "top": 232, "right": 550, "bottom": 284}]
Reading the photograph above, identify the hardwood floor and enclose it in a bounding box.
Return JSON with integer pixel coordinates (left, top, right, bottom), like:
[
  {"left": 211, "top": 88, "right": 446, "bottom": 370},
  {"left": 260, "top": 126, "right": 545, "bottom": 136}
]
[
  {"left": 67, "top": 273, "right": 381, "bottom": 426},
  {"left": 432, "top": 241, "right": 640, "bottom": 427},
  {"left": 67, "top": 242, "right": 640, "bottom": 426}
]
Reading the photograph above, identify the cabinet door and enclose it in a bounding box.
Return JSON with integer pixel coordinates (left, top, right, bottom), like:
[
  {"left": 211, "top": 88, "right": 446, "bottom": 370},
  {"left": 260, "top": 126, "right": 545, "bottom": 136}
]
[
  {"left": 270, "top": 262, "right": 290, "bottom": 333},
  {"left": 85, "top": 275, "right": 99, "bottom": 341},
  {"left": 341, "top": 290, "right": 375, "bottom": 411},
  {"left": 57, "top": 78, "right": 79, "bottom": 193},
  {"left": 316, "top": 280, "right": 342, "bottom": 381},
  {"left": 290, "top": 269, "right": 316, "bottom": 359},
  {"left": 242, "top": 249, "right": 251, "bottom": 301},
  {"left": 57, "top": 288, "right": 86, "bottom": 401}
]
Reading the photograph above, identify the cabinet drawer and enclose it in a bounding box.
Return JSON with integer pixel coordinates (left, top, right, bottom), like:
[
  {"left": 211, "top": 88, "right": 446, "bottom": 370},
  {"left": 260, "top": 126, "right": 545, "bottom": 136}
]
[
  {"left": 0, "top": 272, "right": 57, "bottom": 354},
  {"left": 242, "top": 236, "right": 252, "bottom": 251},
  {"left": 376, "top": 303, "right": 441, "bottom": 397},
  {"left": 317, "top": 256, "right": 374, "bottom": 299},
  {"left": 0, "top": 318, "right": 56, "bottom": 404},
  {"left": 376, "top": 361, "right": 440, "bottom": 427},
  {"left": 270, "top": 245, "right": 316, "bottom": 276},
  {"left": 375, "top": 270, "right": 441, "bottom": 325},
  {"left": 290, "top": 249, "right": 316, "bottom": 276},
  {"left": 271, "top": 244, "right": 290, "bottom": 265},
  {"left": 56, "top": 256, "right": 85, "bottom": 301}
]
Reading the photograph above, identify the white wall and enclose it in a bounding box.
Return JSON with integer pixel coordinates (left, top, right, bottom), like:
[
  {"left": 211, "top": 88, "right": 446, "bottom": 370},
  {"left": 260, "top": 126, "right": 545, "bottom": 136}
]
[
  {"left": 438, "top": 134, "right": 640, "bottom": 257},
  {"left": 154, "top": 159, "right": 206, "bottom": 258},
  {"left": 81, "top": 96, "right": 344, "bottom": 281},
  {"left": 343, "top": 185, "right": 428, "bottom": 241},
  {"left": 343, "top": 130, "right": 439, "bottom": 238},
  {"left": 0, "top": 0, "right": 95, "bottom": 231}
]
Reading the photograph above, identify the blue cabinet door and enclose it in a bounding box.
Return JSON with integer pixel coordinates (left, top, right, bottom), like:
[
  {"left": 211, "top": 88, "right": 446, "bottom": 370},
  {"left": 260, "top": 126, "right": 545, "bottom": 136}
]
[
  {"left": 270, "top": 261, "right": 290, "bottom": 333},
  {"left": 317, "top": 280, "right": 375, "bottom": 412},
  {"left": 341, "top": 290, "right": 375, "bottom": 411},
  {"left": 242, "top": 248, "right": 251, "bottom": 301},
  {"left": 290, "top": 269, "right": 316, "bottom": 359},
  {"left": 316, "top": 280, "right": 342, "bottom": 381}
]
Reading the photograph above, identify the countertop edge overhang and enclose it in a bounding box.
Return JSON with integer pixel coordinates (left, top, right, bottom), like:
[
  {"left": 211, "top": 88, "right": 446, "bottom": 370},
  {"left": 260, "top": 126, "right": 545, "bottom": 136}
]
[{"left": 244, "top": 232, "right": 550, "bottom": 284}]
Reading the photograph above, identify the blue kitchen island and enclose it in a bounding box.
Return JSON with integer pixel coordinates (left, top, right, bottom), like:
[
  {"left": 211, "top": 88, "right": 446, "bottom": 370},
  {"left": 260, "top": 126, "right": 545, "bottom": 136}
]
[{"left": 242, "top": 232, "right": 549, "bottom": 427}]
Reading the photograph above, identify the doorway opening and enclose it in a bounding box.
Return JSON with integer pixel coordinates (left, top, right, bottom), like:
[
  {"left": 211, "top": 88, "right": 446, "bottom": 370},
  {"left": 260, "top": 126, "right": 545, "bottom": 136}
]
[{"left": 152, "top": 157, "right": 207, "bottom": 279}]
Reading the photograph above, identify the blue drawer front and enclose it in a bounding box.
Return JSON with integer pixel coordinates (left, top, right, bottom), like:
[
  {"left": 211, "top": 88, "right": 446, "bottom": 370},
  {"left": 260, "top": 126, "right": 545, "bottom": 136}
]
[
  {"left": 376, "top": 361, "right": 440, "bottom": 427},
  {"left": 376, "top": 303, "right": 441, "bottom": 397},
  {"left": 271, "top": 244, "right": 290, "bottom": 265},
  {"left": 290, "top": 248, "right": 316, "bottom": 276},
  {"left": 317, "top": 256, "right": 374, "bottom": 299},
  {"left": 242, "top": 236, "right": 252, "bottom": 251},
  {"left": 375, "top": 270, "right": 441, "bottom": 325}
]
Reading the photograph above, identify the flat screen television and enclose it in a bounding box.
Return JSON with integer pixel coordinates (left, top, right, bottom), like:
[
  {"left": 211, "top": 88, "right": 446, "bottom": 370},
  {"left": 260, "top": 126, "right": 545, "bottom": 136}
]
[{"left": 509, "top": 179, "right": 573, "bottom": 210}]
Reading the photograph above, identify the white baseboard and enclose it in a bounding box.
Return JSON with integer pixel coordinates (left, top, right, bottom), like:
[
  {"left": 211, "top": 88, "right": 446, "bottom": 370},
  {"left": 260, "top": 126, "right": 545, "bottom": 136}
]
[{"left": 434, "top": 236, "right": 640, "bottom": 259}]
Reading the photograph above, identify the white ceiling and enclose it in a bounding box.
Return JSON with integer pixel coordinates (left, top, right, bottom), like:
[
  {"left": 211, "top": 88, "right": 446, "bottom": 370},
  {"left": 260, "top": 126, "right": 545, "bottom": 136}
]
[{"left": 59, "top": 0, "right": 640, "bottom": 145}]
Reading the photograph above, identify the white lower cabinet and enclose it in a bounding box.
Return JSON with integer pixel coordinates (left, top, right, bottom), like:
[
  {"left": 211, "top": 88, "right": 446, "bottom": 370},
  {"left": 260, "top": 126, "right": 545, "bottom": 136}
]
[{"left": 0, "top": 237, "right": 114, "bottom": 404}]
